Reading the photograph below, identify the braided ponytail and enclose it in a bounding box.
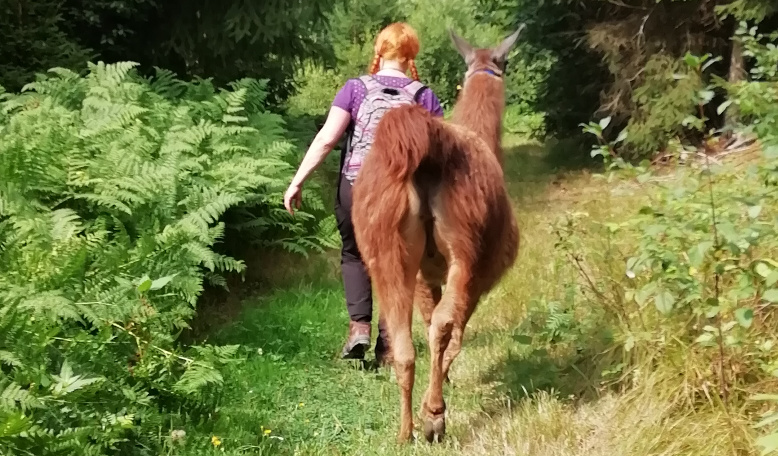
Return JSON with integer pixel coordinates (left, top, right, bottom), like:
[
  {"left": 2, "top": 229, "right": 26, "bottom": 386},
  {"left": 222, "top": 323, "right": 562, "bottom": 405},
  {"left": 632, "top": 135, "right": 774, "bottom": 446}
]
[
  {"left": 368, "top": 53, "right": 381, "bottom": 75},
  {"left": 408, "top": 59, "right": 419, "bottom": 81}
]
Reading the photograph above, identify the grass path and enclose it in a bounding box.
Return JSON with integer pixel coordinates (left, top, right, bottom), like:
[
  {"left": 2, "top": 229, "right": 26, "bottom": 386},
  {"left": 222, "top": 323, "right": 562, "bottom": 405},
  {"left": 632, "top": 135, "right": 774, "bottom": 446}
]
[{"left": 183, "top": 138, "right": 740, "bottom": 455}]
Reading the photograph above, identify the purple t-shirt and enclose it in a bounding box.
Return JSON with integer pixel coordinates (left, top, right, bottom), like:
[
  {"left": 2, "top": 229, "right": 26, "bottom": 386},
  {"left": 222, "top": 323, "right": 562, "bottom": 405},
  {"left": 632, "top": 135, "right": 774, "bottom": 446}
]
[{"left": 331, "top": 75, "right": 444, "bottom": 120}]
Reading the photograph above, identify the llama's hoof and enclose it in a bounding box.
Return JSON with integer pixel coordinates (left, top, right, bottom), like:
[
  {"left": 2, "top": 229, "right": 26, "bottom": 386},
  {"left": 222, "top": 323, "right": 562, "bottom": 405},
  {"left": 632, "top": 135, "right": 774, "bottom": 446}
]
[
  {"left": 422, "top": 414, "right": 446, "bottom": 443},
  {"left": 396, "top": 428, "right": 415, "bottom": 444}
]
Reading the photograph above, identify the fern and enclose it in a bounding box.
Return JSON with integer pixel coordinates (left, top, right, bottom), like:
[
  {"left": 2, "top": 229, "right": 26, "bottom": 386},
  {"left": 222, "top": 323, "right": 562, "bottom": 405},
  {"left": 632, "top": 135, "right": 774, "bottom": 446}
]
[
  {"left": 173, "top": 363, "right": 224, "bottom": 396},
  {"left": 0, "top": 61, "right": 337, "bottom": 454},
  {"left": 0, "top": 381, "right": 43, "bottom": 412}
]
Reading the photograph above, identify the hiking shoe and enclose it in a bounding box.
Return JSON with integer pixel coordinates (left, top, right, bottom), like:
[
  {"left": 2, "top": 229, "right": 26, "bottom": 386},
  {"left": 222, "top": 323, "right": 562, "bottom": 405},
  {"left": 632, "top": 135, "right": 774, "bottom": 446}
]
[{"left": 341, "top": 321, "right": 371, "bottom": 359}]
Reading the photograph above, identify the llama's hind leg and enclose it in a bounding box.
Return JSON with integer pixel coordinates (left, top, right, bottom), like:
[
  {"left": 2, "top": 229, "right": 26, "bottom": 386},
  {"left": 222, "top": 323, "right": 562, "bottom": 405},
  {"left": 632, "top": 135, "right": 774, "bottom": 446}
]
[
  {"left": 439, "top": 292, "right": 479, "bottom": 384},
  {"left": 380, "top": 281, "right": 417, "bottom": 442},
  {"left": 374, "top": 220, "right": 426, "bottom": 442},
  {"left": 420, "top": 262, "right": 470, "bottom": 443}
]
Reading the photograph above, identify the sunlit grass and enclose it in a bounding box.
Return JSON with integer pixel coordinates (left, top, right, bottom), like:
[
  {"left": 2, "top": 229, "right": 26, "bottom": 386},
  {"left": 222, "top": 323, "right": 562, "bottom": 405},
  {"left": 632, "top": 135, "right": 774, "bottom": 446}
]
[{"left": 175, "top": 135, "right": 758, "bottom": 455}]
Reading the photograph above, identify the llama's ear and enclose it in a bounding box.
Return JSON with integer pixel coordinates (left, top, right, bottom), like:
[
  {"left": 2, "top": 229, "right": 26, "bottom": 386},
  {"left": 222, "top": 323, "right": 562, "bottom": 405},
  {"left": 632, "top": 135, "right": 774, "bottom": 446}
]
[
  {"left": 449, "top": 29, "right": 474, "bottom": 62},
  {"left": 492, "top": 24, "right": 526, "bottom": 62}
]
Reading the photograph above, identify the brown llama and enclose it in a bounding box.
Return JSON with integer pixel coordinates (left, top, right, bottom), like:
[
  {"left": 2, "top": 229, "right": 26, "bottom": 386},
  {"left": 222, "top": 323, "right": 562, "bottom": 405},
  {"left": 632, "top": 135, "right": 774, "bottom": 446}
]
[{"left": 350, "top": 26, "right": 523, "bottom": 443}]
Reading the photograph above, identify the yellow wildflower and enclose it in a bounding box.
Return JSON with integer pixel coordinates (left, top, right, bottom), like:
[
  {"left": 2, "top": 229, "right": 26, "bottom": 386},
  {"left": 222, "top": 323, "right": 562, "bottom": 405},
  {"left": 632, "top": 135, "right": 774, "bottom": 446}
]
[
  {"left": 211, "top": 435, "right": 221, "bottom": 447},
  {"left": 264, "top": 429, "right": 272, "bottom": 435},
  {"left": 298, "top": 402, "right": 305, "bottom": 408}
]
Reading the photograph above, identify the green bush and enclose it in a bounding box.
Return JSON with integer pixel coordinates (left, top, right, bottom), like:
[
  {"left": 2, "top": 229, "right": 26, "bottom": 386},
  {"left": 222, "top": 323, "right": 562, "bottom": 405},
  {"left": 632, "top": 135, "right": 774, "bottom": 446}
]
[
  {"left": 287, "top": 0, "right": 552, "bottom": 138},
  {"left": 0, "top": 0, "right": 92, "bottom": 91},
  {"left": 573, "top": 24, "right": 778, "bottom": 453},
  {"left": 286, "top": 63, "right": 347, "bottom": 118},
  {"left": 726, "top": 22, "right": 778, "bottom": 145},
  {"left": 621, "top": 53, "right": 704, "bottom": 159},
  {"left": 0, "top": 62, "right": 333, "bottom": 454}
]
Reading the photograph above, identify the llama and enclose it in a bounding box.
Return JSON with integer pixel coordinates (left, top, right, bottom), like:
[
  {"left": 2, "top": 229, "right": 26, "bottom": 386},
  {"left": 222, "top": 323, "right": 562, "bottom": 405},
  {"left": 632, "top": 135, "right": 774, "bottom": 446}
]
[{"left": 350, "top": 26, "right": 523, "bottom": 443}]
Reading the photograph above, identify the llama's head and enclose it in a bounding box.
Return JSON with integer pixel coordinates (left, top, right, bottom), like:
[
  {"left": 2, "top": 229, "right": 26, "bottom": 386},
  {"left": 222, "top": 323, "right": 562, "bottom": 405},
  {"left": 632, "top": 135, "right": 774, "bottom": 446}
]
[{"left": 449, "top": 25, "right": 525, "bottom": 81}]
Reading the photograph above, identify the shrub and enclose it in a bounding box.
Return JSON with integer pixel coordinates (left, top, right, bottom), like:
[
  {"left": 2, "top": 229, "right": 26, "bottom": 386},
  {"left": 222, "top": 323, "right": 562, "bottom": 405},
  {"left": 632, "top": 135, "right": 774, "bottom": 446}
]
[
  {"left": 570, "top": 26, "right": 778, "bottom": 454},
  {"left": 288, "top": 0, "right": 552, "bottom": 138},
  {"left": 0, "top": 62, "right": 333, "bottom": 454},
  {"left": 621, "top": 53, "right": 704, "bottom": 159}
]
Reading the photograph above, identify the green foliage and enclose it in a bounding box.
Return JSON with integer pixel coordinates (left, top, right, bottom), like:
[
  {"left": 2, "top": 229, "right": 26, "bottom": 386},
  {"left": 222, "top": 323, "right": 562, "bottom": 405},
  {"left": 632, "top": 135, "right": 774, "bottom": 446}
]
[
  {"left": 725, "top": 22, "right": 778, "bottom": 145},
  {"left": 568, "top": 24, "right": 778, "bottom": 453},
  {"left": 287, "top": 63, "right": 348, "bottom": 118},
  {"left": 0, "top": 62, "right": 333, "bottom": 454},
  {"left": 0, "top": 0, "right": 93, "bottom": 91},
  {"left": 717, "top": 22, "right": 778, "bottom": 455},
  {"left": 621, "top": 54, "right": 705, "bottom": 158},
  {"left": 1, "top": 0, "right": 338, "bottom": 101},
  {"left": 716, "top": 0, "right": 778, "bottom": 23},
  {"left": 288, "top": 0, "right": 553, "bottom": 137}
]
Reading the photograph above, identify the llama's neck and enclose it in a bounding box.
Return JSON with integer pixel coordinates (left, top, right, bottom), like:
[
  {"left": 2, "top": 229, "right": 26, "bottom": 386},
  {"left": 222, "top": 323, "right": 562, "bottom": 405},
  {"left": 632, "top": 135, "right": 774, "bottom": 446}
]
[{"left": 451, "top": 75, "right": 506, "bottom": 164}]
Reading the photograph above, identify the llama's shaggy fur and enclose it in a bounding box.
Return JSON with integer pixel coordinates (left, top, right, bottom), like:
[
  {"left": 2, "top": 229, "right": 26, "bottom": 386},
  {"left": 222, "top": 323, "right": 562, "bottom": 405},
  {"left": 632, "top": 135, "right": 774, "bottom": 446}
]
[{"left": 351, "top": 27, "right": 523, "bottom": 443}]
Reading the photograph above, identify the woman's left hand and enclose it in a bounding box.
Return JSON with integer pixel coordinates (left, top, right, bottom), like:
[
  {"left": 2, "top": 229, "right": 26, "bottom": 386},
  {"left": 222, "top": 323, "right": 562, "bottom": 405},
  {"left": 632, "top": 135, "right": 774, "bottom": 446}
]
[{"left": 284, "top": 182, "right": 303, "bottom": 215}]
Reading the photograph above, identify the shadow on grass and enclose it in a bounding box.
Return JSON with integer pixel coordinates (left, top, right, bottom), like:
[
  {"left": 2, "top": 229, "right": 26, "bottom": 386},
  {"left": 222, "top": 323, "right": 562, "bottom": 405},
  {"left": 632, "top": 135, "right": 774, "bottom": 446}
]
[
  {"left": 181, "top": 247, "right": 342, "bottom": 345},
  {"left": 481, "top": 345, "right": 603, "bottom": 402},
  {"left": 501, "top": 136, "right": 602, "bottom": 204}
]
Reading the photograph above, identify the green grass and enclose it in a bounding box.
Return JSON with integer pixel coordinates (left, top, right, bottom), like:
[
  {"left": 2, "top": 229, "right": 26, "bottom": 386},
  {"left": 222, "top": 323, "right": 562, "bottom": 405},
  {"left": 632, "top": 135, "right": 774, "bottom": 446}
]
[{"left": 171, "top": 136, "right": 757, "bottom": 455}]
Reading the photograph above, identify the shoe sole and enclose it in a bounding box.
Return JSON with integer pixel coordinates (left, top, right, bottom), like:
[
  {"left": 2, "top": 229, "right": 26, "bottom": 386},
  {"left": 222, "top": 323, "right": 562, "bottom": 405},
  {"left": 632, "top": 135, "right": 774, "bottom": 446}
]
[{"left": 341, "top": 337, "right": 370, "bottom": 360}]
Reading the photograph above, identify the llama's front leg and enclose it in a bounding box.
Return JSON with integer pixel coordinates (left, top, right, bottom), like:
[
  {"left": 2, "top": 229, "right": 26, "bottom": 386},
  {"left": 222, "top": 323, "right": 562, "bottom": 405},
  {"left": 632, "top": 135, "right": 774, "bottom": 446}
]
[
  {"left": 414, "top": 277, "right": 441, "bottom": 342},
  {"left": 420, "top": 264, "right": 468, "bottom": 443},
  {"left": 440, "top": 293, "right": 479, "bottom": 381}
]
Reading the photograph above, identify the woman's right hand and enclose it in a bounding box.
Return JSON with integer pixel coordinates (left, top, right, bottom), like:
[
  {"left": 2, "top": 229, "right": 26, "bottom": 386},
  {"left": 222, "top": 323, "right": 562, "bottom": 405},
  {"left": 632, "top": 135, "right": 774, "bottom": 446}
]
[
  {"left": 281, "top": 105, "right": 350, "bottom": 216},
  {"left": 284, "top": 182, "right": 303, "bottom": 215}
]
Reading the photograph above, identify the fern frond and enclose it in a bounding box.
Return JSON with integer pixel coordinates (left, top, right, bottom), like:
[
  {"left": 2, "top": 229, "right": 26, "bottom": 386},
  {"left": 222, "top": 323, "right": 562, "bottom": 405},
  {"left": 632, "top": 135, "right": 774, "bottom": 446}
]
[
  {"left": 18, "top": 292, "right": 82, "bottom": 323},
  {"left": 50, "top": 209, "right": 84, "bottom": 241},
  {"left": 173, "top": 363, "right": 223, "bottom": 396},
  {"left": 87, "top": 61, "right": 140, "bottom": 86},
  {"left": 0, "top": 381, "right": 43, "bottom": 412},
  {"left": 182, "top": 242, "right": 216, "bottom": 271},
  {"left": 0, "top": 351, "right": 22, "bottom": 368},
  {"left": 148, "top": 67, "right": 188, "bottom": 99},
  {"left": 212, "top": 253, "right": 245, "bottom": 273},
  {"left": 71, "top": 193, "right": 132, "bottom": 215}
]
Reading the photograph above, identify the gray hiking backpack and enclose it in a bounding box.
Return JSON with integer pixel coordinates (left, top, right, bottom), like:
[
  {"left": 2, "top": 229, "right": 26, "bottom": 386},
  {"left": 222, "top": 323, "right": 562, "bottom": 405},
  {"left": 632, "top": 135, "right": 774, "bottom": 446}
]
[{"left": 341, "top": 75, "right": 427, "bottom": 182}]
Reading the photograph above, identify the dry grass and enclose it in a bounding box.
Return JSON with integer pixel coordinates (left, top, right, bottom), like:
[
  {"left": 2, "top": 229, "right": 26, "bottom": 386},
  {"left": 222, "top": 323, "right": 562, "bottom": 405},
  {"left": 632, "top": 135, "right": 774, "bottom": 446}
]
[{"left": 407, "top": 136, "right": 760, "bottom": 456}]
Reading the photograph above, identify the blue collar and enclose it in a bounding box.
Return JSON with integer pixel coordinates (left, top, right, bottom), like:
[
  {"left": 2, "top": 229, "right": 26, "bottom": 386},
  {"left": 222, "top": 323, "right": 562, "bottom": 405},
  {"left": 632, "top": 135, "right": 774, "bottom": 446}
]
[{"left": 480, "top": 69, "right": 498, "bottom": 76}]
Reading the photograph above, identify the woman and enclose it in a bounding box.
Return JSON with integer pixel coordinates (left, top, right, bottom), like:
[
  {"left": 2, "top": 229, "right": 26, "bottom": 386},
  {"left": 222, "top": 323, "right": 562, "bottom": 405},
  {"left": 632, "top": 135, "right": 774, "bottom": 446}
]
[{"left": 283, "top": 22, "right": 444, "bottom": 362}]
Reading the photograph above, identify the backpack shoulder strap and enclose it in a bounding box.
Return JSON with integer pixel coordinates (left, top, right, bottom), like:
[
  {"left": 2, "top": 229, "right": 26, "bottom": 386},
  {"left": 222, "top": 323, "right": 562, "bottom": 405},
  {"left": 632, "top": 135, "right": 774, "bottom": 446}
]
[
  {"left": 404, "top": 80, "right": 427, "bottom": 99},
  {"left": 358, "top": 75, "right": 386, "bottom": 94}
]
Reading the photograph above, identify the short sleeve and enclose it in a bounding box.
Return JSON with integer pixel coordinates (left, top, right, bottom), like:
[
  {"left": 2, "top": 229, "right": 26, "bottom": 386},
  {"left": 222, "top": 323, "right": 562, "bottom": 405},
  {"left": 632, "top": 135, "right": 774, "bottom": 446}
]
[
  {"left": 331, "top": 79, "right": 356, "bottom": 113},
  {"left": 418, "top": 88, "right": 444, "bottom": 117}
]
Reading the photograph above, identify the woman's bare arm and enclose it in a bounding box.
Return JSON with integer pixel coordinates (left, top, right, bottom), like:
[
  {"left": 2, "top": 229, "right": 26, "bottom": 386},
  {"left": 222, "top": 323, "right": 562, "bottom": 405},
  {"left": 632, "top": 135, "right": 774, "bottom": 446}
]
[{"left": 284, "top": 106, "right": 351, "bottom": 214}]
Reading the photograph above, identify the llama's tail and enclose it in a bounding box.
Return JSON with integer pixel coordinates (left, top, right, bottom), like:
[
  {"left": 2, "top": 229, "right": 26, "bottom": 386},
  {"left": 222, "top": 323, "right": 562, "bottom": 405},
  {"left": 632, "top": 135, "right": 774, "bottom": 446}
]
[
  {"left": 371, "top": 104, "right": 442, "bottom": 182},
  {"left": 350, "top": 104, "right": 443, "bottom": 309}
]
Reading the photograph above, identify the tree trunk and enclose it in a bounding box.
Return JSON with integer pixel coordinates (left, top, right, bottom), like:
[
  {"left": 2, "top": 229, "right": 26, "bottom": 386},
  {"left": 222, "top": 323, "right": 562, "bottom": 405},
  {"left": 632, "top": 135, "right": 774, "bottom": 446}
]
[{"left": 724, "top": 33, "right": 746, "bottom": 131}]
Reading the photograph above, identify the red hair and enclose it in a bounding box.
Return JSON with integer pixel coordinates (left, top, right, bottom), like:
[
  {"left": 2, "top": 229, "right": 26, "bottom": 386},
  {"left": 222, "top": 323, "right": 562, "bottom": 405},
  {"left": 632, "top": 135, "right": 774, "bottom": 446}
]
[{"left": 368, "top": 22, "right": 421, "bottom": 81}]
